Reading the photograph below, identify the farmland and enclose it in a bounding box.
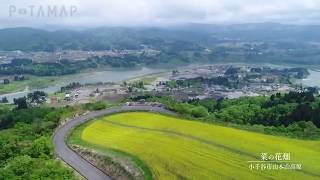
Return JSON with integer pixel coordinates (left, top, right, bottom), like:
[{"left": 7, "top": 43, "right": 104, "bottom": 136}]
[{"left": 69, "top": 112, "right": 320, "bottom": 180}]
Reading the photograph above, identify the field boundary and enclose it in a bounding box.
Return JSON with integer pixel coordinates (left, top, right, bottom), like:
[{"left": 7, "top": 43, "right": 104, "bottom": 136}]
[{"left": 53, "top": 105, "right": 175, "bottom": 180}]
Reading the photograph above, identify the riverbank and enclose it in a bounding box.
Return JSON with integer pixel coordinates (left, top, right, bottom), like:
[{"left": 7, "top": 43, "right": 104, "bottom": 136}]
[{"left": 0, "top": 67, "right": 166, "bottom": 102}]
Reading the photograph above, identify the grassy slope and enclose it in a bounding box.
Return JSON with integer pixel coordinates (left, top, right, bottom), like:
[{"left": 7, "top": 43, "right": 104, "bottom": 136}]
[{"left": 69, "top": 112, "right": 320, "bottom": 180}]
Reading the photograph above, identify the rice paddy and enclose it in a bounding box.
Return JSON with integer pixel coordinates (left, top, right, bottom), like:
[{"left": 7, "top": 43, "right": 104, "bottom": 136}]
[{"left": 69, "top": 112, "right": 320, "bottom": 180}]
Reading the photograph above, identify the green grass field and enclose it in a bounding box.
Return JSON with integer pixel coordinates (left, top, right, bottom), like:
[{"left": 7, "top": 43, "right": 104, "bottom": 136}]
[
  {"left": 69, "top": 112, "right": 320, "bottom": 180},
  {"left": 0, "top": 76, "right": 57, "bottom": 95}
]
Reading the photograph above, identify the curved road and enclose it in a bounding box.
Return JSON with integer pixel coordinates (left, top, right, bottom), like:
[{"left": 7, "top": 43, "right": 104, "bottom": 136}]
[{"left": 53, "top": 105, "right": 175, "bottom": 180}]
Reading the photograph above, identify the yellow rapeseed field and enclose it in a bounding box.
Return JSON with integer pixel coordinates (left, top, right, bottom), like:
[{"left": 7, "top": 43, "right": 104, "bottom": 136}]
[{"left": 74, "top": 112, "right": 320, "bottom": 180}]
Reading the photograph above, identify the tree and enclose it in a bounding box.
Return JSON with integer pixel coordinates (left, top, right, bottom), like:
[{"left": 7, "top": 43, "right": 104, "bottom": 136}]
[
  {"left": 302, "top": 121, "right": 320, "bottom": 137},
  {"left": 138, "top": 81, "right": 144, "bottom": 89},
  {"left": 3, "top": 79, "right": 10, "bottom": 85},
  {"left": 31, "top": 160, "right": 76, "bottom": 180},
  {"left": 128, "top": 86, "right": 133, "bottom": 93},
  {"left": 14, "top": 97, "right": 28, "bottom": 109},
  {"left": 172, "top": 70, "right": 179, "bottom": 75},
  {"left": 215, "top": 98, "right": 224, "bottom": 111},
  {"left": 0, "top": 137, "right": 18, "bottom": 166},
  {"left": 30, "top": 136, "right": 53, "bottom": 158},
  {"left": 0, "top": 97, "right": 8, "bottom": 103},
  {"left": 191, "top": 106, "right": 208, "bottom": 118},
  {"left": 3, "top": 155, "right": 34, "bottom": 177},
  {"left": 14, "top": 76, "right": 25, "bottom": 81},
  {"left": 27, "top": 91, "right": 47, "bottom": 105}
]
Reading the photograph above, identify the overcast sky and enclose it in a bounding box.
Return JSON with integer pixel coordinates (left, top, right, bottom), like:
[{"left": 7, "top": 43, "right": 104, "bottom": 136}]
[{"left": 1, "top": 0, "right": 320, "bottom": 28}]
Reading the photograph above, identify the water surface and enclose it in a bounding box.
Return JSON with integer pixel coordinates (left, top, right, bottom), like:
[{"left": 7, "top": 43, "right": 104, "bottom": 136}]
[{"left": 0, "top": 67, "right": 164, "bottom": 102}]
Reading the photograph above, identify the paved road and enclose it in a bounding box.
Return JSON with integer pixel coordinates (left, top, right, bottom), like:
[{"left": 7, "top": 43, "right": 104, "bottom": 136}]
[{"left": 53, "top": 105, "right": 175, "bottom": 180}]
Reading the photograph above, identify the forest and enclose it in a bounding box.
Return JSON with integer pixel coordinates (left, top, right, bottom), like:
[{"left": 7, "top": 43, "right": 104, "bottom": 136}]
[
  {"left": 0, "top": 93, "right": 108, "bottom": 179},
  {"left": 0, "top": 105, "right": 77, "bottom": 179}
]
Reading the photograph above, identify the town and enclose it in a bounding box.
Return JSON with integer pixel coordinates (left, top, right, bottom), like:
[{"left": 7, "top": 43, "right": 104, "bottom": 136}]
[
  {"left": 43, "top": 64, "right": 310, "bottom": 106},
  {"left": 0, "top": 49, "right": 160, "bottom": 64}
]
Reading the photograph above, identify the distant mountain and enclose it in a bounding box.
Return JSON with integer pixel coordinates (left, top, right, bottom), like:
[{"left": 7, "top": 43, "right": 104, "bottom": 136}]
[
  {"left": 0, "top": 23, "right": 319, "bottom": 51},
  {"left": 174, "top": 23, "right": 320, "bottom": 42}
]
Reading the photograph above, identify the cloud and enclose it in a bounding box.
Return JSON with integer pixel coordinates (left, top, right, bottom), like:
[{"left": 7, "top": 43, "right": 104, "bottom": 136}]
[{"left": 0, "top": 0, "right": 320, "bottom": 28}]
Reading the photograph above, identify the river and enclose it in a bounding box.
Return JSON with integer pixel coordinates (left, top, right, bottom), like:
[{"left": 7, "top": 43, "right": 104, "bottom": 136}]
[
  {"left": 0, "top": 67, "right": 165, "bottom": 103},
  {"left": 297, "top": 69, "right": 320, "bottom": 88},
  {"left": 2, "top": 65, "right": 320, "bottom": 103}
]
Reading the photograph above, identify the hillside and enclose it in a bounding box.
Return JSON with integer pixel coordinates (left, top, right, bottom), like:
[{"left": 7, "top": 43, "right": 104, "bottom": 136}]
[{"left": 69, "top": 112, "right": 320, "bottom": 180}]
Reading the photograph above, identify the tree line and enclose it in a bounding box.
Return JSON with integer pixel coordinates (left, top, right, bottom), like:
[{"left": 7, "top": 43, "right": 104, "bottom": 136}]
[{"left": 130, "top": 90, "right": 320, "bottom": 139}]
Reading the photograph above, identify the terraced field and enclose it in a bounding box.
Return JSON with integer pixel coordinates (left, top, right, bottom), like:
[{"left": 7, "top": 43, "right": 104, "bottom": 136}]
[{"left": 69, "top": 112, "right": 320, "bottom": 180}]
